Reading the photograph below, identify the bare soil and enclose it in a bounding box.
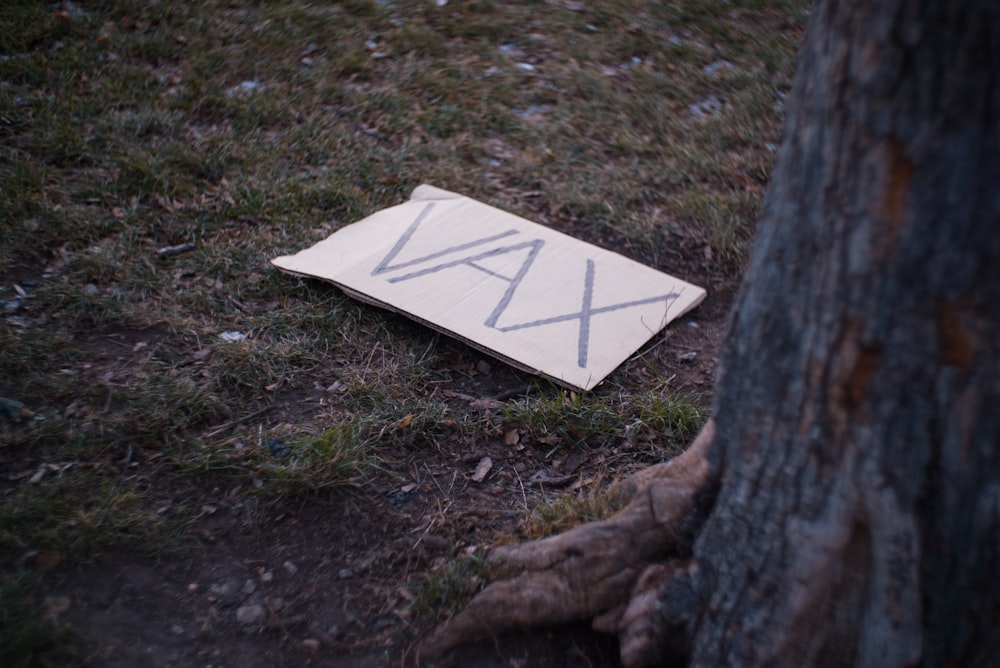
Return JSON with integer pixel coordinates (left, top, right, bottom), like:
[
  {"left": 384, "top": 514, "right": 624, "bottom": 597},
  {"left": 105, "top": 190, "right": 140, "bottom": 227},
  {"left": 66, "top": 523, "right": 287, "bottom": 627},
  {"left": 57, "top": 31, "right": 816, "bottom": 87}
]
[{"left": 25, "top": 237, "right": 732, "bottom": 667}]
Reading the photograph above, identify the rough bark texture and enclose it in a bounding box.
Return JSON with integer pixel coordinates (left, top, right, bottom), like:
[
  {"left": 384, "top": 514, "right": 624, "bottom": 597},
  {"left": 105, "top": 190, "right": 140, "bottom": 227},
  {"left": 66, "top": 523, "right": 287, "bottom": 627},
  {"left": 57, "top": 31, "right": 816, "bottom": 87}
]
[
  {"left": 680, "top": 0, "right": 1000, "bottom": 665},
  {"left": 425, "top": 1, "right": 1000, "bottom": 665}
]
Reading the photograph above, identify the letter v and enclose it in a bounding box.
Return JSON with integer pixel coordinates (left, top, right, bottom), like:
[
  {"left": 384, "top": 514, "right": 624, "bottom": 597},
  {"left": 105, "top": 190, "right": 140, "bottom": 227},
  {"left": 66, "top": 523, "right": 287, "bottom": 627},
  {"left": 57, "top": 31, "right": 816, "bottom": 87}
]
[{"left": 371, "top": 202, "right": 520, "bottom": 276}]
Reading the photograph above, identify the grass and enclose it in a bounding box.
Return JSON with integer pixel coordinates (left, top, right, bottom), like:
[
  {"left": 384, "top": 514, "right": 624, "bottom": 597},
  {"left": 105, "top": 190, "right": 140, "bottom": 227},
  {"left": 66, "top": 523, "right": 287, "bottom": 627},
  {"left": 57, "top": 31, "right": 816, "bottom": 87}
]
[
  {"left": 409, "top": 549, "right": 488, "bottom": 621},
  {"left": 0, "top": 473, "right": 185, "bottom": 559},
  {"left": 180, "top": 420, "right": 377, "bottom": 493},
  {"left": 505, "top": 386, "right": 707, "bottom": 455},
  {"left": 0, "top": 0, "right": 807, "bottom": 656},
  {"left": 520, "top": 482, "right": 626, "bottom": 541},
  {"left": 0, "top": 570, "right": 81, "bottom": 668}
]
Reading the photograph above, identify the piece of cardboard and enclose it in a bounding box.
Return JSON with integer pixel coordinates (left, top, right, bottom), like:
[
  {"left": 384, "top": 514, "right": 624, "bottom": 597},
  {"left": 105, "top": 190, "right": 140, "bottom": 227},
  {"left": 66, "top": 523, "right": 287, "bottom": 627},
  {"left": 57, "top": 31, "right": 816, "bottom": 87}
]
[{"left": 272, "top": 185, "right": 705, "bottom": 391}]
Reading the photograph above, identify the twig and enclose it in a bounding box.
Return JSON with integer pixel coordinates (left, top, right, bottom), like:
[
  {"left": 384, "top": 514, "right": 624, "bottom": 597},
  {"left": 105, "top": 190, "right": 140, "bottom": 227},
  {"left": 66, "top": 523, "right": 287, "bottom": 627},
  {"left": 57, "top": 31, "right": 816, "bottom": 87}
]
[
  {"left": 204, "top": 405, "right": 276, "bottom": 438},
  {"left": 513, "top": 465, "right": 528, "bottom": 513},
  {"left": 155, "top": 242, "right": 196, "bottom": 257},
  {"left": 494, "top": 384, "right": 536, "bottom": 401}
]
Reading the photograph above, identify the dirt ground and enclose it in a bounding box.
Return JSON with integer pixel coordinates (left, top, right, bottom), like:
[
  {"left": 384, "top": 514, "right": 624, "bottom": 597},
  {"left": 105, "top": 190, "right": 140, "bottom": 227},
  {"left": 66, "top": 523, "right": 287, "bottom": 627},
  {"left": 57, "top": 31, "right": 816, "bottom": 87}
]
[{"left": 23, "top": 243, "right": 732, "bottom": 667}]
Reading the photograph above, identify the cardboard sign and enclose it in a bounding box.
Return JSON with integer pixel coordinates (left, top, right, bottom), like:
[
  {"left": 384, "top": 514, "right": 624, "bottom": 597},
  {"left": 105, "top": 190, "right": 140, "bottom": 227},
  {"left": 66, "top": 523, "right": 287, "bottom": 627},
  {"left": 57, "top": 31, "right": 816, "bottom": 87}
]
[{"left": 272, "top": 185, "right": 705, "bottom": 390}]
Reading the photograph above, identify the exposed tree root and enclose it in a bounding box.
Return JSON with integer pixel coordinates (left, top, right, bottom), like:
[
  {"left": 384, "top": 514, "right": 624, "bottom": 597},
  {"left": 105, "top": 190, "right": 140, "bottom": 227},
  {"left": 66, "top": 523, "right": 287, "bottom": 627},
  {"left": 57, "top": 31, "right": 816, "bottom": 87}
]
[{"left": 421, "top": 420, "right": 718, "bottom": 666}]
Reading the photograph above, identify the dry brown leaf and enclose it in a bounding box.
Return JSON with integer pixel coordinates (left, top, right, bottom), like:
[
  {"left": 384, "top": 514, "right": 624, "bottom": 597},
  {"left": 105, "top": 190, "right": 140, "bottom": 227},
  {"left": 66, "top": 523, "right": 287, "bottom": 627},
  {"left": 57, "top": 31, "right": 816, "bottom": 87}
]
[
  {"left": 35, "top": 550, "right": 64, "bottom": 572},
  {"left": 471, "top": 456, "right": 493, "bottom": 483}
]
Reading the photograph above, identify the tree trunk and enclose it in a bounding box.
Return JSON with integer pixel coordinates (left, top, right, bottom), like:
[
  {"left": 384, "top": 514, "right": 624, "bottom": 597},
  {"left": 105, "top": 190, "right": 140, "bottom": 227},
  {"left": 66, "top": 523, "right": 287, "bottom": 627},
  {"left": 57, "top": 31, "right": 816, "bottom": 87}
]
[
  {"left": 424, "top": 1, "right": 1000, "bottom": 665},
  {"left": 681, "top": 0, "right": 1000, "bottom": 664}
]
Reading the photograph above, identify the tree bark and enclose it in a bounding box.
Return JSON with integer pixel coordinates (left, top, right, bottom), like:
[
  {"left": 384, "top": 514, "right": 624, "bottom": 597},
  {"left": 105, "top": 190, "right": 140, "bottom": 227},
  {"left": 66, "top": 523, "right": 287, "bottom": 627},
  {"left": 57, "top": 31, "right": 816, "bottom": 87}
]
[
  {"left": 681, "top": 0, "right": 1000, "bottom": 664},
  {"left": 425, "top": 1, "right": 1000, "bottom": 665}
]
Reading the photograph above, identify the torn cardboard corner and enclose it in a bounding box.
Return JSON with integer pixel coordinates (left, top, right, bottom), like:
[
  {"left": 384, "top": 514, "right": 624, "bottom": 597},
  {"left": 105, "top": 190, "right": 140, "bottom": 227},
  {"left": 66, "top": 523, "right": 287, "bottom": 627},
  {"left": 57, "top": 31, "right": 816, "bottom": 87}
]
[{"left": 271, "top": 184, "right": 706, "bottom": 391}]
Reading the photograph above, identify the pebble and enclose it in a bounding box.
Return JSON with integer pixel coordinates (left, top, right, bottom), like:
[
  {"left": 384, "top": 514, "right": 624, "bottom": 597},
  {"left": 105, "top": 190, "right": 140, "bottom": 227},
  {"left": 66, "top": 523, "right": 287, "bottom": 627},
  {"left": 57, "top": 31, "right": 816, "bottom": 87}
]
[
  {"left": 301, "top": 638, "right": 320, "bottom": 652},
  {"left": 236, "top": 604, "right": 266, "bottom": 625},
  {"left": 243, "top": 579, "right": 257, "bottom": 595},
  {"left": 421, "top": 534, "right": 452, "bottom": 553},
  {"left": 337, "top": 568, "right": 354, "bottom": 580},
  {"left": 282, "top": 560, "right": 298, "bottom": 575},
  {"left": 210, "top": 582, "right": 234, "bottom": 597},
  {"left": 373, "top": 617, "right": 395, "bottom": 632}
]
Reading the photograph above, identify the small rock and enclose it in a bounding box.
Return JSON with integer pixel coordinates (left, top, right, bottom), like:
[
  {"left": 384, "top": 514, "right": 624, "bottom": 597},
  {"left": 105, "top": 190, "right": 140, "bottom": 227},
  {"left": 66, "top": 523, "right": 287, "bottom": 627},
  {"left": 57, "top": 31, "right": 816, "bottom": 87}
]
[
  {"left": 227, "top": 80, "right": 261, "bottom": 97},
  {"left": 267, "top": 437, "right": 291, "bottom": 459},
  {"left": 688, "top": 94, "right": 727, "bottom": 119},
  {"left": 301, "top": 638, "right": 320, "bottom": 652},
  {"left": 373, "top": 617, "right": 395, "bottom": 632},
  {"left": 209, "top": 581, "right": 238, "bottom": 603},
  {"left": 236, "top": 604, "right": 266, "bottom": 625},
  {"left": 421, "top": 534, "right": 452, "bottom": 554},
  {"left": 243, "top": 579, "right": 257, "bottom": 595},
  {"left": 218, "top": 331, "right": 246, "bottom": 342},
  {"left": 703, "top": 59, "right": 735, "bottom": 77},
  {"left": 283, "top": 560, "right": 299, "bottom": 575},
  {"left": 0, "top": 397, "right": 27, "bottom": 422},
  {"left": 259, "top": 570, "right": 274, "bottom": 584},
  {"left": 338, "top": 568, "right": 354, "bottom": 579}
]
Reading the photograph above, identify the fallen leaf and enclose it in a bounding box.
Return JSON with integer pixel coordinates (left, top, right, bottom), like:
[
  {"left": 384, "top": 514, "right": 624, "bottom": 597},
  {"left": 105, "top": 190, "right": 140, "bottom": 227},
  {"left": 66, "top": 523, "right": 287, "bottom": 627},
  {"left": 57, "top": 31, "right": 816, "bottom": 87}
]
[
  {"left": 35, "top": 550, "right": 63, "bottom": 572},
  {"left": 43, "top": 596, "right": 71, "bottom": 619},
  {"left": 398, "top": 413, "right": 413, "bottom": 429},
  {"left": 471, "top": 456, "right": 493, "bottom": 483},
  {"left": 504, "top": 428, "right": 520, "bottom": 446},
  {"left": 564, "top": 452, "right": 588, "bottom": 474}
]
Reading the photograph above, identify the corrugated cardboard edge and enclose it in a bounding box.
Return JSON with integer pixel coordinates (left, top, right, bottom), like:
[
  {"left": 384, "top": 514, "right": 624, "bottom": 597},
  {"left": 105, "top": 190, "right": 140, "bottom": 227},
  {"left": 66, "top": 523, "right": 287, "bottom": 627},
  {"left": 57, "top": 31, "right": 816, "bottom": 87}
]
[{"left": 273, "top": 268, "right": 704, "bottom": 392}]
